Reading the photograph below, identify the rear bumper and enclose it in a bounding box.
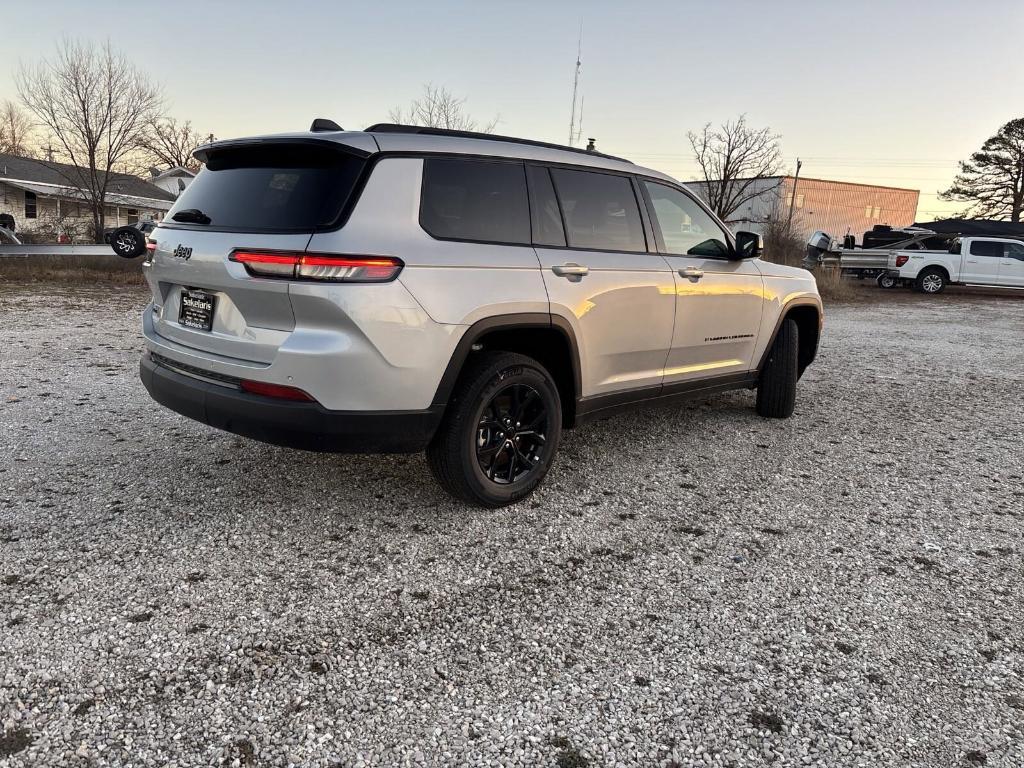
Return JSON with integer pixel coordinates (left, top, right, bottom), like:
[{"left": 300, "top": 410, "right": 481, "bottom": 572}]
[{"left": 140, "top": 355, "right": 442, "bottom": 453}]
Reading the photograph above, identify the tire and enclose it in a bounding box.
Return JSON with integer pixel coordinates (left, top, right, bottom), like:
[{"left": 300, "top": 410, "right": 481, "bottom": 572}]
[
  {"left": 914, "top": 267, "right": 947, "bottom": 294},
  {"left": 876, "top": 273, "right": 898, "bottom": 289},
  {"left": 110, "top": 226, "right": 146, "bottom": 258},
  {"left": 756, "top": 318, "right": 798, "bottom": 419},
  {"left": 426, "top": 351, "right": 562, "bottom": 507}
]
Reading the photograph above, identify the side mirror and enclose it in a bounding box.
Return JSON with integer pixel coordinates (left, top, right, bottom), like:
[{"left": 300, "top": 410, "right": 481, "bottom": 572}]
[{"left": 734, "top": 230, "right": 763, "bottom": 260}]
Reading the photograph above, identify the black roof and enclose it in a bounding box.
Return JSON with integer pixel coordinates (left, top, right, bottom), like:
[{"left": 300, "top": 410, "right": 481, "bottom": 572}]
[
  {"left": 913, "top": 218, "right": 1024, "bottom": 238},
  {"left": 0, "top": 152, "right": 175, "bottom": 202}
]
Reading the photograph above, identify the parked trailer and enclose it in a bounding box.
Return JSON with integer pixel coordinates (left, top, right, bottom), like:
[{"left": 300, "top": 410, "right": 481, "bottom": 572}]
[{"left": 805, "top": 229, "right": 955, "bottom": 288}]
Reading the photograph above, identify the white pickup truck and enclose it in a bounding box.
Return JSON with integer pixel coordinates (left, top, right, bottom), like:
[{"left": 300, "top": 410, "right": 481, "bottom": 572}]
[{"left": 886, "top": 236, "right": 1024, "bottom": 294}]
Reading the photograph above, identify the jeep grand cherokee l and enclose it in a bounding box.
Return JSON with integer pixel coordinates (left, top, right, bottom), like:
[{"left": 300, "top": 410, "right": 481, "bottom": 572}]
[{"left": 140, "top": 121, "right": 822, "bottom": 507}]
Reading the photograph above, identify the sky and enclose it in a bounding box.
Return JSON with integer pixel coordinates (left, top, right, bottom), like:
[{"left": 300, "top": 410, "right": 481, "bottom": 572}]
[{"left": 3, "top": 0, "right": 1023, "bottom": 220}]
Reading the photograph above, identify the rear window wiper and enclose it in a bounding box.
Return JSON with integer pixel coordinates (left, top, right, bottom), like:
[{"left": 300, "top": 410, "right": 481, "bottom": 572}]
[{"left": 172, "top": 208, "right": 212, "bottom": 225}]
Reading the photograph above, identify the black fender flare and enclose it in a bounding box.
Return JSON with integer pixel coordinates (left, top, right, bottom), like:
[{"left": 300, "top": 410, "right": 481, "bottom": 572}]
[
  {"left": 756, "top": 298, "right": 823, "bottom": 375},
  {"left": 430, "top": 313, "right": 582, "bottom": 408}
]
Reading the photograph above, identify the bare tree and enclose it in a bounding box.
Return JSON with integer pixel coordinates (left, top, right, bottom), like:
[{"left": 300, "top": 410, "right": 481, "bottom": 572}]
[
  {"left": 688, "top": 115, "right": 783, "bottom": 223},
  {"left": 0, "top": 100, "right": 36, "bottom": 156},
  {"left": 389, "top": 83, "right": 498, "bottom": 133},
  {"left": 139, "top": 117, "right": 211, "bottom": 173},
  {"left": 940, "top": 118, "right": 1024, "bottom": 222},
  {"left": 761, "top": 200, "right": 806, "bottom": 267},
  {"left": 17, "top": 39, "right": 163, "bottom": 242}
]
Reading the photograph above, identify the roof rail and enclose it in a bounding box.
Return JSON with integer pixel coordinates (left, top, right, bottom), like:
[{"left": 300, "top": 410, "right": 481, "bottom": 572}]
[{"left": 363, "top": 123, "right": 632, "bottom": 164}]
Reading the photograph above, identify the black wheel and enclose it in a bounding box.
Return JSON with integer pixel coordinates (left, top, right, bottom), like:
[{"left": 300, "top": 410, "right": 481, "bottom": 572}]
[
  {"left": 876, "top": 273, "right": 898, "bottom": 289},
  {"left": 914, "top": 267, "right": 946, "bottom": 294},
  {"left": 110, "top": 226, "right": 146, "bottom": 258},
  {"left": 756, "top": 318, "right": 798, "bottom": 419},
  {"left": 426, "top": 351, "right": 562, "bottom": 507}
]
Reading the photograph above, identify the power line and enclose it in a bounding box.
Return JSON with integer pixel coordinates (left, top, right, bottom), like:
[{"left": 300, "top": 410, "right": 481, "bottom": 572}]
[{"left": 606, "top": 150, "right": 960, "bottom": 164}]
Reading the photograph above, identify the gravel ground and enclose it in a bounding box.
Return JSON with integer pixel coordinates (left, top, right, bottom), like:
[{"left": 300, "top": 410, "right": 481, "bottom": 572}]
[{"left": 1, "top": 282, "right": 1022, "bottom": 767}]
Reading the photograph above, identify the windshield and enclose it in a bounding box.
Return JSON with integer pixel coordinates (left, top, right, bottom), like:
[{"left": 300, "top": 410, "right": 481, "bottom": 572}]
[{"left": 165, "top": 143, "right": 365, "bottom": 232}]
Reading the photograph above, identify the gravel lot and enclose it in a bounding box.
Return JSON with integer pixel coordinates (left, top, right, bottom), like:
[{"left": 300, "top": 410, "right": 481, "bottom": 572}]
[{"left": 1, "top": 283, "right": 1022, "bottom": 767}]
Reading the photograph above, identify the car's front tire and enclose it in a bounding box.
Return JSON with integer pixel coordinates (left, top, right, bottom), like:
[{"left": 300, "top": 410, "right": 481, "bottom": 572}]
[
  {"left": 427, "top": 351, "right": 562, "bottom": 507},
  {"left": 756, "top": 318, "right": 798, "bottom": 419}
]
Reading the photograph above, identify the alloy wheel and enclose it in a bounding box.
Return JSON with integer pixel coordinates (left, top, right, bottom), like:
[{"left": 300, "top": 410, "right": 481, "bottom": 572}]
[
  {"left": 922, "top": 274, "right": 943, "bottom": 293},
  {"left": 475, "top": 383, "right": 549, "bottom": 484}
]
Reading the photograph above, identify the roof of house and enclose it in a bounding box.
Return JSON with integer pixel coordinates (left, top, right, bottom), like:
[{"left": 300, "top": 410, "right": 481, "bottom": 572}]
[
  {"left": 152, "top": 165, "right": 196, "bottom": 180},
  {"left": 0, "top": 152, "right": 176, "bottom": 205},
  {"left": 913, "top": 218, "right": 1024, "bottom": 237}
]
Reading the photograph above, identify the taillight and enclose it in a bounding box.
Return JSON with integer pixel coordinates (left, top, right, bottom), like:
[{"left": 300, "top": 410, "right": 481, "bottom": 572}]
[
  {"left": 231, "top": 251, "right": 295, "bottom": 277},
  {"left": 240, "top": 379, "right": 315, "bottom": 402},
  {"left": 895, "top": 254, "right": 909, "bottom": 267},
  {"left": 145, "top": 239, "right": 157, "bottom": 252},
  {"left": 230, "top": 251, "right": 402, "bottom": 282}
]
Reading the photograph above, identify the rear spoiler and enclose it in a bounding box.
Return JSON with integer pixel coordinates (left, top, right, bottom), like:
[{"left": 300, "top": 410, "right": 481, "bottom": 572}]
[{"left": 192, "top": 134, "right": 377, "bottom": 164}]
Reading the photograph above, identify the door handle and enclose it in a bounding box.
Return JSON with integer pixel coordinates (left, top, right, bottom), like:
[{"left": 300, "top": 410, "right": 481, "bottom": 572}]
[
  {"left": 679, "top": 267, "right": 704, "bottom": 280},
  {"left": 551, "top": 263, "right": 589, "bottom": 279}
]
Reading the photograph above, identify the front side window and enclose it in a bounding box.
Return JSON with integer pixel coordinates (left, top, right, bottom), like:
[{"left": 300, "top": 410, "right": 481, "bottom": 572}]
[
  {"left": 549, "top": 168, "right": 646, "bottom": 252},
  {"left": 969, "top": 240, "right": 1005, "bottom": 258},
  {"left": 420, "top": 158, "right": 530, "bottom": 244},
  {"left": 1005, "top": 242, "right": 1024, "bottom": 261},
  {"left": 643, "top": 181, "right": 730, "bottom": 258},
  {"left": 24, "top": 190, "right": 37, "bottom": 219}
]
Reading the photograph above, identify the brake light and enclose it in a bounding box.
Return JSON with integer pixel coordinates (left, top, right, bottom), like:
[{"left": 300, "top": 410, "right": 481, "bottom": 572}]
[
  {"left": 145, "top": 239, "right": 157, "bottom": 252},
  {"left": 240, "top": 379, "right": 315, "bottom": 402},
  {"left": 230, "top": 250, "right": 402, "bottom": 282},
  {"left": 895, "top": 254, "right": 909, "bottom": 267}
]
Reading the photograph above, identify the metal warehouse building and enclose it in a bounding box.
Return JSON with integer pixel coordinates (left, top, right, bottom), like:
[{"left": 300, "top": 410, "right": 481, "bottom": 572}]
[{"left": 690, "top": 176, "right": 920, "bottom": 240}]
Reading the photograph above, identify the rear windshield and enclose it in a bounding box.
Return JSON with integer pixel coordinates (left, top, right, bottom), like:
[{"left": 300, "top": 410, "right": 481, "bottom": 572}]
[{"left": 166, "top": 143, "right": 364, "bottom": 232}]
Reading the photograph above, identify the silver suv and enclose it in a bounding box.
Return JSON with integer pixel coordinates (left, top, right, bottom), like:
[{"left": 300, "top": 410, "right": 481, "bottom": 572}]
[{"left": 140, "top": 121, "right": 822, "bottom": 506}]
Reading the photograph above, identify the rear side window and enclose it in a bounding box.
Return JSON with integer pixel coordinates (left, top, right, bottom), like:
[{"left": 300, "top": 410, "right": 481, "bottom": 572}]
[
  {"left": 549, "top": 169, "right": 646, "bottom": 252},
  {"left": 166, "top": 144, "right": 364, "bottom": 232},
  {"left": 526, "top": 165, "right": 566, "bottom": 247},
  {"left": 969, "top": 240, "right": 1004, "bottom": 258},
  {"left": 420, "top": 158, "right": 530, "bottom": 244}
]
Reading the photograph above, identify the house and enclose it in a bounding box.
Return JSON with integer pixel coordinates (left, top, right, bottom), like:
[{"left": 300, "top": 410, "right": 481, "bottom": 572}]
[
  {"left": 689, "top": 176, "right": 920, "bottom": 240},
  {"left": 149, "top": 165, "right": 196, "bottom": 197},
  {"left": 0, "top": 152, "right": 177, "bottom": 240}
]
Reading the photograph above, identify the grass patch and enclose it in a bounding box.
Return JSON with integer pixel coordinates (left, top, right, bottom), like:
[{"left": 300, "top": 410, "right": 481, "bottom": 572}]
[
  {"left": 814, "top": 266, "right": 869, "bottom": 303},
  {"left": 0, "top": 254, "right": 146, "bottom": 285}
]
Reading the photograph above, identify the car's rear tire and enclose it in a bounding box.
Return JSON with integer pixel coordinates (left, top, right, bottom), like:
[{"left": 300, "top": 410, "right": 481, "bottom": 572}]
[
  {"left": 914, "top": 267, "right": 946, "bottom": 294},
  {"left": 111, "top": 226, "right": 146, "bottom": 258},
  {"left": 756, "top": 318, "right": 798, "bottom": 419},
  {"left": 426, "top": 351, "right": 562, "bottom": 507}
]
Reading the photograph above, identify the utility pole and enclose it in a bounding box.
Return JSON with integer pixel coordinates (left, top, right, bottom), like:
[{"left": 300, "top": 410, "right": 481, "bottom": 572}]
[
  {"left": 786, "top": 158, "right": 802, "bottom": 229},
  {"left": 567, "top": 22, "right": 583, "bottom": 146}
]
